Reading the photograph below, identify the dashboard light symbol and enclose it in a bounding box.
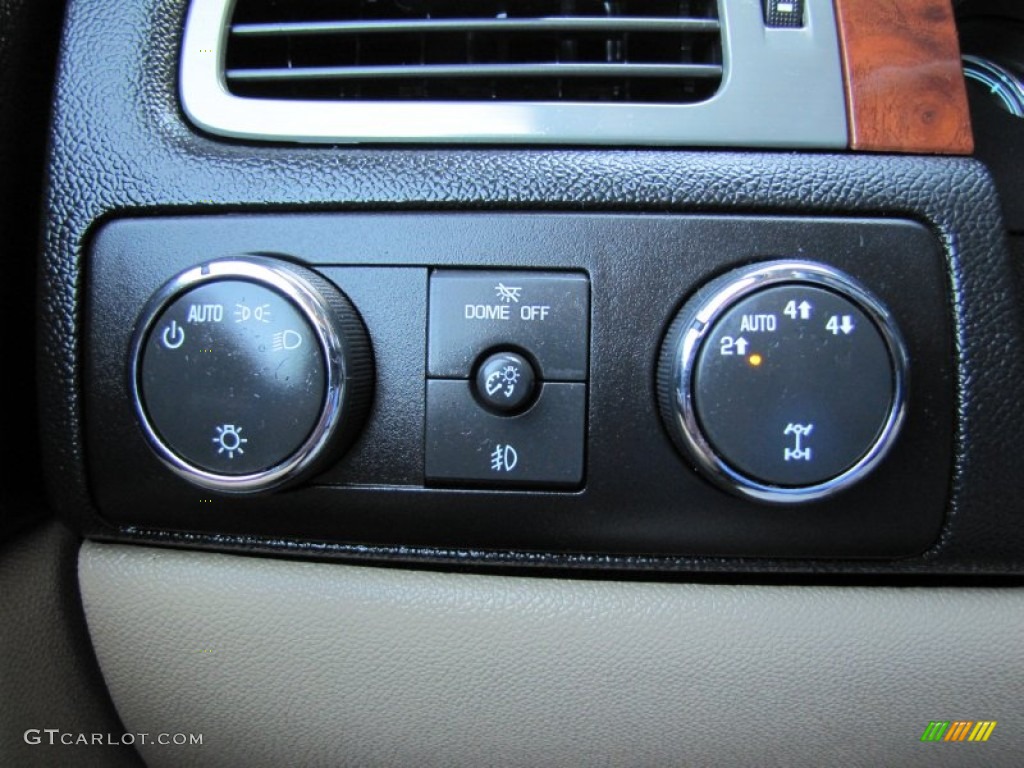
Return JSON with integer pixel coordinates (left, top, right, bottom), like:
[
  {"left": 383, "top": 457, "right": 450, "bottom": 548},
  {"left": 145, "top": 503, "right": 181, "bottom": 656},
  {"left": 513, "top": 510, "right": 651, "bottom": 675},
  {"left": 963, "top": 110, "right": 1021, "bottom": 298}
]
[
  {"left": 272, "top": 330, "right": 303, "bottom": 351},
  {"left": 212, "top": 424, "right": 247, "bottom": 459},
  {"left": 490, "top": 444, "right": 518, "bottom": 473}
]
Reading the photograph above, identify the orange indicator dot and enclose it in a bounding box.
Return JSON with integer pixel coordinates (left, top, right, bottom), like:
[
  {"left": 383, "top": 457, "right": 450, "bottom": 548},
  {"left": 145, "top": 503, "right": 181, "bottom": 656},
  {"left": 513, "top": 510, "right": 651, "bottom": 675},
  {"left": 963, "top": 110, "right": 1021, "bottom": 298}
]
[{"left": 748, "top": 354, "right": 763, "bottom": 367}]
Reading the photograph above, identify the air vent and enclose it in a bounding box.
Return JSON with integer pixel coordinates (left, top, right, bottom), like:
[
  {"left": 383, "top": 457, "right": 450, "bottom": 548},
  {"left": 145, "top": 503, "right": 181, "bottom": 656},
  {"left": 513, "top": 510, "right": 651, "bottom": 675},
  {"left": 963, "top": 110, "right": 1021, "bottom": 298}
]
[
  {"left": 180, "top": 0, "right": 850, "bottom": 146},
  {"left": 225, "top": 1, "right": 723, "bottom": 105}
]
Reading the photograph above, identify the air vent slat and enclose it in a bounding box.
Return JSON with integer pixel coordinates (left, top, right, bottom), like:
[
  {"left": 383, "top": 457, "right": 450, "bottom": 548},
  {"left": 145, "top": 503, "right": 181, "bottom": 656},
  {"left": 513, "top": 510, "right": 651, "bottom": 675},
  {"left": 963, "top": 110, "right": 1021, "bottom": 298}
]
[
  {"left": 227, "top": 63, "right": 724, "bottom": 82},
  {"left": 224, "top": 0, "right": 723, "bottom": 105},
  {"left": 232, "top": 18, "right": 721, "bottom": 37}
]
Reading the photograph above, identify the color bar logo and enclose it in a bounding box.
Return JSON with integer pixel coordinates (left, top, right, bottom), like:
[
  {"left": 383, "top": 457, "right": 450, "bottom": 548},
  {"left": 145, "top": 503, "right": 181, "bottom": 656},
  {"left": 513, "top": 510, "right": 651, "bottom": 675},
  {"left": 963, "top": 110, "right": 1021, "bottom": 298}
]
[{"left": 921, "top": 721, "right": 997, "bottom": 742}]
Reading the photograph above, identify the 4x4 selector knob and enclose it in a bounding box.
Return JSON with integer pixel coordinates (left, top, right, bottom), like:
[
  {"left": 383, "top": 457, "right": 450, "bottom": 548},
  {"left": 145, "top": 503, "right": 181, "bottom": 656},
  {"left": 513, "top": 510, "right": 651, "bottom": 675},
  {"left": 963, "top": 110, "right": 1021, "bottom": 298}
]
[
  {"left": 657, "top": 261, "right": 908, "bottom": 503},
  {"left": 130, "top": 257, "right": 373, "bottom": 492}
]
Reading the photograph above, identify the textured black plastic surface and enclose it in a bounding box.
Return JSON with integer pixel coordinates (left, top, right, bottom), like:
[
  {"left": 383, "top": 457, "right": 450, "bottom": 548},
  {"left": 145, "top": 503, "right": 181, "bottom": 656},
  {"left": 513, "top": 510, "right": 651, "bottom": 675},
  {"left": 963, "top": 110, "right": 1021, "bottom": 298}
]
[{"left": 44, "top": 0, "right": 1024, "bottom": 574}]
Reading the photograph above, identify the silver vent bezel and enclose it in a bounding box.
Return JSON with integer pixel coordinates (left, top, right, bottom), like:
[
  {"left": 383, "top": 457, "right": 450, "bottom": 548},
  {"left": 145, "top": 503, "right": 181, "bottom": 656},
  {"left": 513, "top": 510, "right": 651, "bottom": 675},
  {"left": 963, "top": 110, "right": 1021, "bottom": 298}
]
[{"left": 180, "top": 0, "right": 847, "bottom": 147}]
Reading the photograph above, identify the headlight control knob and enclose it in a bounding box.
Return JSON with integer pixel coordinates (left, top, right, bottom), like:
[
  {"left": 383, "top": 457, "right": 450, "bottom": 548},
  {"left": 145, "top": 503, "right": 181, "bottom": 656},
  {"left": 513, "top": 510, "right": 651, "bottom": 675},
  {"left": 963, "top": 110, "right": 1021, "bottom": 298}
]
[
  {"left": 658, "top": 261, "right": 908, "bottom": 503},
  {"left": 130, "top": 257, "right": 373, "bottom": 492}
]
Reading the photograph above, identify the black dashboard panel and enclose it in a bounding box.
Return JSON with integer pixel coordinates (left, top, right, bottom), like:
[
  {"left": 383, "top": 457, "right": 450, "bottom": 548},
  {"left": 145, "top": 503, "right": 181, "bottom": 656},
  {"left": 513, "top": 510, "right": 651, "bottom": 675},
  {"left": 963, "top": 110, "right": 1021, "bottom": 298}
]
[
  {"left": 42, "top": 0, "right": 1024, "bottom": 575},
  {"left": 86, "top": 214, "right": 952, "bottom": 559}
]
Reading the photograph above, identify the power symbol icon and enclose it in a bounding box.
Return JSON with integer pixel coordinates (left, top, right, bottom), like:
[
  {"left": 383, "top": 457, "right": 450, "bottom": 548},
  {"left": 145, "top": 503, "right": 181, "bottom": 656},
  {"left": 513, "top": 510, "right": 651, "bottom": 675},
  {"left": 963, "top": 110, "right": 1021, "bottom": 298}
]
[{"left": 161, "top": 320, "right": 185, "bottom": 349}]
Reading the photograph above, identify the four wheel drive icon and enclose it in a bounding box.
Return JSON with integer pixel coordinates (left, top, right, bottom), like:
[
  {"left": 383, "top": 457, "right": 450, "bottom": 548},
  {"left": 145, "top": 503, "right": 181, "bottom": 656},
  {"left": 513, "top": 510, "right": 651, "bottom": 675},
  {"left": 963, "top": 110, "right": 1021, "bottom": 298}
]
[{"left": 783, "top": 423, "right": 813, "bottom": 461}]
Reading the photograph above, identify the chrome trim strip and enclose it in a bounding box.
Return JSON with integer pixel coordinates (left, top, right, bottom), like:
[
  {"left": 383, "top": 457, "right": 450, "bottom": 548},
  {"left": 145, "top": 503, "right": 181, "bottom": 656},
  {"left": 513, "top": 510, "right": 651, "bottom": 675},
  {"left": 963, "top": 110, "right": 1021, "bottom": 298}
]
[
  {"left": 232, "top": 17, "right": 722, "bottom": 36},
  {"left": 226, "top": 62, "right": 724, "bottom": 82},
  {"left": 666, "top": 261, "right": 909, "bottom": 504},
  {"left": 128, "top": 258, "right": 347, "bottom": 493}
]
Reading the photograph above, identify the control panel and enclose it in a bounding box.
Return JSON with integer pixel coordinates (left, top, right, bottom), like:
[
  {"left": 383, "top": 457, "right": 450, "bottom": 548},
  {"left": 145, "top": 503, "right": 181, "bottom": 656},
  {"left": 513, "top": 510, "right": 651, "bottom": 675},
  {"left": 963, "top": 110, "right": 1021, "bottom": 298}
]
[
  {"left": 426, "top": 271, "right": 589, "bottom": 488},
  {"left": 84, "top": 214, "right": 953, "bottom": 559}
]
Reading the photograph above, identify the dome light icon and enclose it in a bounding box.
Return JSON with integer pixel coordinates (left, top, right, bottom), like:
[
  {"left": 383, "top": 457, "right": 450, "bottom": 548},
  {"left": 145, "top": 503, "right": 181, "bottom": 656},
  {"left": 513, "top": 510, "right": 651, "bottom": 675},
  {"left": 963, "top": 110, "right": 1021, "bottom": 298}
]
[{"left": 500, "top": 365, "right": 520, "bottom": 389}]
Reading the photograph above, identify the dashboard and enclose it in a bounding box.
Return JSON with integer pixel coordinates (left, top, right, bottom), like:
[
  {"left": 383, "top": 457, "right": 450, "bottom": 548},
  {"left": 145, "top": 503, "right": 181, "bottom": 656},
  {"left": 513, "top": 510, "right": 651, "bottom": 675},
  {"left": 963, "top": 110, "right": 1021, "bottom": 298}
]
[{"left": 3, "top": 0, "right": 1024, "bottom": 765}]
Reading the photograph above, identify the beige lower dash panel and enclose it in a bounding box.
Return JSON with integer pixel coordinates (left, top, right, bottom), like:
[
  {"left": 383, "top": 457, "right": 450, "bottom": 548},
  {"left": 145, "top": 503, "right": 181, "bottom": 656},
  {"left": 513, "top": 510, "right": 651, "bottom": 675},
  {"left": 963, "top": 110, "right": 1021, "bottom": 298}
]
[{"left": 79, "top": 541, "right": 1023, "bottom": 767}]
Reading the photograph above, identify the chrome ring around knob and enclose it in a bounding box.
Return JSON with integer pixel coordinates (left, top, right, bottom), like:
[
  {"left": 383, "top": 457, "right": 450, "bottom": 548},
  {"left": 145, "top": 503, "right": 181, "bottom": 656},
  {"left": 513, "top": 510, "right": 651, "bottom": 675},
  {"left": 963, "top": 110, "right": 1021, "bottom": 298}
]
[
  {"left": 657, "top": 260, "right": 909, "bottom": 504},
  {"left": 129, "top": 256, "right": 372, "bottom": 493}
]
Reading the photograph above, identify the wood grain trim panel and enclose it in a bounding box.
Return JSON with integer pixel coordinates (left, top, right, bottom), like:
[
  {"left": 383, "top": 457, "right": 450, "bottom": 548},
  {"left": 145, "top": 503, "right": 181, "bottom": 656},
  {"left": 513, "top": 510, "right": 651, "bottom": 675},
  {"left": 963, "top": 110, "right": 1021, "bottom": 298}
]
[{"left": 835, "top": 0, "right": 973, "bottom": 154}]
